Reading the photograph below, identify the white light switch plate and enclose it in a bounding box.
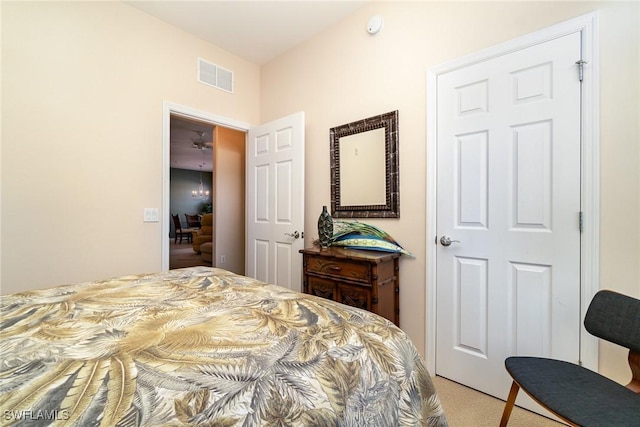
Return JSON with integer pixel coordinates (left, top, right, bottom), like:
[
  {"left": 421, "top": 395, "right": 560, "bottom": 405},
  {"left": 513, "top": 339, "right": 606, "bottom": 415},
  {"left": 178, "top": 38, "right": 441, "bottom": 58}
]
[{"left": 144, "top": 208, "right": 159, "bottom": 222}]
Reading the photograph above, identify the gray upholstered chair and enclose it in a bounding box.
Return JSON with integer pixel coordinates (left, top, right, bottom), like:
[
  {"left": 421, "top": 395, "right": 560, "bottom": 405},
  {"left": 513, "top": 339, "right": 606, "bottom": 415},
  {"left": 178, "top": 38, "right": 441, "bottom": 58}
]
[{"left": 500, "top": 290, "right": 640, "bottom": 427}]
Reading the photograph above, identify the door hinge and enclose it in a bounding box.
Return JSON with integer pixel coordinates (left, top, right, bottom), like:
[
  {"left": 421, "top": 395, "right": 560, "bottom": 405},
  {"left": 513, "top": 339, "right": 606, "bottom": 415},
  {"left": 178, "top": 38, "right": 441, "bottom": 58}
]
[
  {"left": 576, "top": 60, "right": 587, "bottom": 82},
  {"left": 579, "top": 211, "right": 584, "bottom": 232}
]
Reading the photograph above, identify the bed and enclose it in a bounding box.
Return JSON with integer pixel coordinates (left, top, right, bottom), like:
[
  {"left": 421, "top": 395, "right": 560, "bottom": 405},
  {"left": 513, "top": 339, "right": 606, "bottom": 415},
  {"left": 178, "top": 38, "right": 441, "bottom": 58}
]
[{"left": 0, "top": 267, "right": 447, "bottom": 426}]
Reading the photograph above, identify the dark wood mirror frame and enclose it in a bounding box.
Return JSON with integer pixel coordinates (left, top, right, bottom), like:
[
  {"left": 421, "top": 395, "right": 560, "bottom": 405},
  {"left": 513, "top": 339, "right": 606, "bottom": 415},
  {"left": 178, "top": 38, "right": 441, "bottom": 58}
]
[{"left": 330, "top": 110, "right": 399, "bottom": 218}]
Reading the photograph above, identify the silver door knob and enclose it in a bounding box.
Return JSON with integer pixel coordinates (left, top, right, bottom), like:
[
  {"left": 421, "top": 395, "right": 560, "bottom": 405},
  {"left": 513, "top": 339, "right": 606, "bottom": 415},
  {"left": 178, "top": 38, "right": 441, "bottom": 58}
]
[
  {"left": 440, "top": 235, "right": 460, "bottom": 246},
  {"left": 285, "top": 231, "right": 301, "bottom": 239}
]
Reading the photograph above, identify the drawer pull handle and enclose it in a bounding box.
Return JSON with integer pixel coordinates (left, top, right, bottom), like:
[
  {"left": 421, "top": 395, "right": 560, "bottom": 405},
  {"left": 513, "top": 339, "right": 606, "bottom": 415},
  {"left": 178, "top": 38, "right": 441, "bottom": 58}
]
[{"left": 329, "top": 266, "right": 342, "bottom": 271}]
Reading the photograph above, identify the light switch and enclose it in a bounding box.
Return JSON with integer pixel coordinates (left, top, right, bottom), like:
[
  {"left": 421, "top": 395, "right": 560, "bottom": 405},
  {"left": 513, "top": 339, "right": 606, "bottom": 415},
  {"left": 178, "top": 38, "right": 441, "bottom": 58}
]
[{"left": 144, "top": 208, "right": 159, "bottom": 223}]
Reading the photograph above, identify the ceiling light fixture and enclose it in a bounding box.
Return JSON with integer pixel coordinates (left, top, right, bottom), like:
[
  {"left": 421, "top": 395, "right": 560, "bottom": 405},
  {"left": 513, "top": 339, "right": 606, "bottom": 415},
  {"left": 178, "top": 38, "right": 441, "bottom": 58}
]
[
  {"left": 192, "top": 131, "right": 213, "bottom": 150},
  {"left": 192, "top": 164, "right": 211, "bottom": 200}
]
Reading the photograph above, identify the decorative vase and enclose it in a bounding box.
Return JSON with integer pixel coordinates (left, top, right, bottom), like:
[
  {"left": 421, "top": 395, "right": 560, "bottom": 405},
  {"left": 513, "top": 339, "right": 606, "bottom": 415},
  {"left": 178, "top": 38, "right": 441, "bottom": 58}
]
[{"left": 317, "top": 205, "right": 333, "bottom": 248}]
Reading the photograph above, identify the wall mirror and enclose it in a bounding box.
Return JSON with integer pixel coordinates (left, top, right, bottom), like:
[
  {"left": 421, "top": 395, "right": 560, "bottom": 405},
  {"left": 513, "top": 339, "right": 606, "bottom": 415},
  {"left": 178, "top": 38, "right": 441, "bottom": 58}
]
[{"left": 330, "top": 110, "right": 399, "bottom": 218}]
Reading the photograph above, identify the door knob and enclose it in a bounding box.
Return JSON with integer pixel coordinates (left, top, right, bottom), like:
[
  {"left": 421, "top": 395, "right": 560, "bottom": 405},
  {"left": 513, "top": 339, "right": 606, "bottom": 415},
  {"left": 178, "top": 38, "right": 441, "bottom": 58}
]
[
  {"left": 440, "top": 235, "right": 460, "bottom": 246},
  {"left": 285, "top": 231, "right": 301, "bottom": 239}
]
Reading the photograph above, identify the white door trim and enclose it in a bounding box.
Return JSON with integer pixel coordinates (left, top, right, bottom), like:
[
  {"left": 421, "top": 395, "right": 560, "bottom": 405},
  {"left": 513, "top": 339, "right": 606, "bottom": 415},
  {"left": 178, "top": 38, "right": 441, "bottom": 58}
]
[
  {"left": 425, "top": 11, "right": 600, "bottom": 375},
  {"left": 161, "top": 101, "right": 252, "bottom": 271}
]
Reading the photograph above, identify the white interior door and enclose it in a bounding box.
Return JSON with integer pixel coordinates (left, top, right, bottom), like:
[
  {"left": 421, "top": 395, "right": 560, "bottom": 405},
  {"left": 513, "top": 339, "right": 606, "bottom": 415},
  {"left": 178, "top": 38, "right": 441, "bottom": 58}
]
[
  {"left": 246, "top": 112, "right": 305, "bottom": 291},
  {"left": 435, "top": 32, "right": 582, "bottom": 409}
]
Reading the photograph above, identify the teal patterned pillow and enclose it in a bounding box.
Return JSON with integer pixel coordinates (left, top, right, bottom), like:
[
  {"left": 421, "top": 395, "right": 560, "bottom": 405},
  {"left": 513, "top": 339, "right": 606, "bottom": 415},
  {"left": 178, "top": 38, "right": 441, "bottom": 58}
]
[{"left": 331, "top": 235, "right": 413, "bottom": 257}]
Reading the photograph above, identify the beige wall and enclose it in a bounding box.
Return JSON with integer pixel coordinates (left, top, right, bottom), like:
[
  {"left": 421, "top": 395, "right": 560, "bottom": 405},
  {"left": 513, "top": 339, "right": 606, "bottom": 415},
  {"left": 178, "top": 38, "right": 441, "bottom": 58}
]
[
  {"left": 1, "top": 0, "right": 639, "bottom": 386},
  {"left": 1, "top": 2, "right": 259, "bottom": 293},
  {"left": 261, "top": 1, "right": 639, "bottom": 383},
  {"left": 214, "top": 126, "right": 246, "bottom": 275}
]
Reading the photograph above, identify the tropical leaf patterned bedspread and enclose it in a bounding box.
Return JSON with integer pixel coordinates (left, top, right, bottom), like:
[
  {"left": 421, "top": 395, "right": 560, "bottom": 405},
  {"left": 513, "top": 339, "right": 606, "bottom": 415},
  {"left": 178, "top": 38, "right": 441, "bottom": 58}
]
[{"left": 0, "top": 267, "right": 447, "bottom": 426}]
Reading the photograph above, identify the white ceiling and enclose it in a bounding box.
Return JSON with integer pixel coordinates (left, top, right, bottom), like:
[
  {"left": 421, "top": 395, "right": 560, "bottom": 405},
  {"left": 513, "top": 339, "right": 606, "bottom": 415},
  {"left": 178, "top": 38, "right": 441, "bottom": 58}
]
[
  {"left": 125, "top": 0, "right": 369, "bottom": 65},
  {"left": 170, "top": 117, "right": 215, "bottom": 172},
  {"left": 131, "top": 1, "right": 369, "bottom": 171}
]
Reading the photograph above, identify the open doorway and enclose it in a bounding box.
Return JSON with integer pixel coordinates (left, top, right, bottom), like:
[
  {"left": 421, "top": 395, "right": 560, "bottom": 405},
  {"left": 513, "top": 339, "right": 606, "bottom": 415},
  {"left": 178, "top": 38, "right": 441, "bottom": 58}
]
[
  {"left": 169, "top": 116, "right": 214, "bottom": 269},
  {"left": 167, "top": 112, "right": 247, "bottom": 274},
  {"left": 162, "top": 103, "right": 305, "bottom": 286}
]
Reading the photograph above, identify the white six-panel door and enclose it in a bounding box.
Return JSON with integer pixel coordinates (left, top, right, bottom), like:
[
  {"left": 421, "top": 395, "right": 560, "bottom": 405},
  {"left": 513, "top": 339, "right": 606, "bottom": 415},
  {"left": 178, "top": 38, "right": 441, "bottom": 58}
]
[
  {"left": 435, "top": 32, "right": 582, "bottom": 408},
  {"left": 246, "top": 112, "right": 305, "bottom": 291}
]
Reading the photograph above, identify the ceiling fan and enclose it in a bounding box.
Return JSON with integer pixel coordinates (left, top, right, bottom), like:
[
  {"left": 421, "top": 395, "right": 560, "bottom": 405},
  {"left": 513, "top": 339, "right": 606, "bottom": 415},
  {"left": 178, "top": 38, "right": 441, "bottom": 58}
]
[{"left": 191, "top": 131, "right": 213, "bottom": 150}]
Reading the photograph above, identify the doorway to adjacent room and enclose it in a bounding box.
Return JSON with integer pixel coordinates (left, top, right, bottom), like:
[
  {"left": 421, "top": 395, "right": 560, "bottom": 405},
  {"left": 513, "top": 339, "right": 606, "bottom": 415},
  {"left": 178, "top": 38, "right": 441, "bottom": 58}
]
[{"left": 164, "top": 104, "right": 248, "bottom": 275}]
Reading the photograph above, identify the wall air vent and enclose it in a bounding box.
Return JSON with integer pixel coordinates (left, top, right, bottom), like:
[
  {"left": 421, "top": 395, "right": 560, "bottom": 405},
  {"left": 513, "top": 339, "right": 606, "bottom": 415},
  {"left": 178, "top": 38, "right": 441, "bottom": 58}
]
[{"left": 198, "top": 57, "right": 233, "bottom": 93}]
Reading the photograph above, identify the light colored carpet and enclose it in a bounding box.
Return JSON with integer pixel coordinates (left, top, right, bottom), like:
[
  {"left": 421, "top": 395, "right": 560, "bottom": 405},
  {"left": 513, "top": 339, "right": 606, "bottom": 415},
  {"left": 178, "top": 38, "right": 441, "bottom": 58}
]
[
  {"left": 169, "top": 239, "right": 210, "bottom": 269},
  {"left": 433, "top": 376, "right": 564, "bottom": 427}
]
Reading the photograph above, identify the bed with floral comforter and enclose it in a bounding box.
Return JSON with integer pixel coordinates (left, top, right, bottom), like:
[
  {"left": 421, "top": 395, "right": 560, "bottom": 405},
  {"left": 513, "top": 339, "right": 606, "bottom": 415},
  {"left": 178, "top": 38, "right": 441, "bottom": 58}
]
[{"left": 0, "top": 267, "right": 447, "bottom": 426}]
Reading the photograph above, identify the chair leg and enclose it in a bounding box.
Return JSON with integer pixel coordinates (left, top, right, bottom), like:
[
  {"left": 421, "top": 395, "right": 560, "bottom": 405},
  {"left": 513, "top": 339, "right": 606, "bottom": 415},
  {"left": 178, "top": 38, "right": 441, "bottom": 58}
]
[
  {"left": 499, "top": 381, "right": 520, "bottom": 427},
  {"left": 628, "top": 350, "right": 640, "bottom": 393}
]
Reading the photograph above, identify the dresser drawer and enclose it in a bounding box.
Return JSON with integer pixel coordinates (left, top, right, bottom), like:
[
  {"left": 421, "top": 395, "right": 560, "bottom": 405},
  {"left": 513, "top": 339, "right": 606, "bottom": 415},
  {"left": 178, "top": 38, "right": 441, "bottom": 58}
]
[
  {"left": 307, "top": 276, "right": 337, "bottom": 301},
  {"left": 337, "top": 282, "right": 371, "bottom": 312},
  {"left": 306, "top": 255, "right": 371, "bottom": 283}
]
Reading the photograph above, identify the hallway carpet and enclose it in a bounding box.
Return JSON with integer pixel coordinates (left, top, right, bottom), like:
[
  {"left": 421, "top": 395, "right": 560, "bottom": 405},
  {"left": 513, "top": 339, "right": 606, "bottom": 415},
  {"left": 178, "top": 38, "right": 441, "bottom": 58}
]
[{"left": 169, "top": 239, "right": 210, "bottom": 269}]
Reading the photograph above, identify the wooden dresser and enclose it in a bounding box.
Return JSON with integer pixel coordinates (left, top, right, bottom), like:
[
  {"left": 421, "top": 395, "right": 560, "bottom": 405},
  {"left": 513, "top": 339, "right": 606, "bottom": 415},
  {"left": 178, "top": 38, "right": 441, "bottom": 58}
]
[{"left": 299, "top": 246, "right": 400, "bottom": 326}]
